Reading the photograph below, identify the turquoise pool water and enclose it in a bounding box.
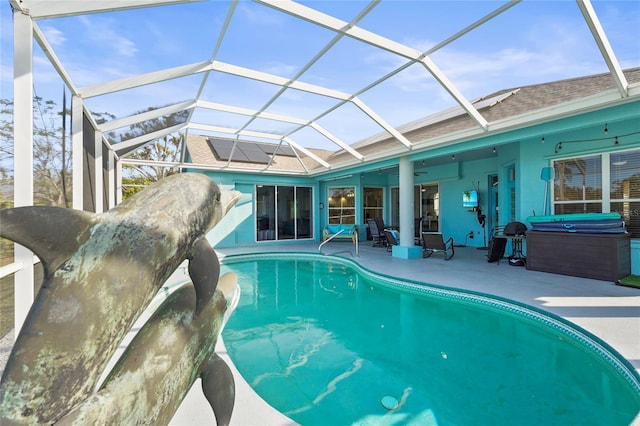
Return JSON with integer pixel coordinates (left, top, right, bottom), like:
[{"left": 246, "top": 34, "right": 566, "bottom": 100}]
[{"left": 221, "top": 254, "right": 640, "bottom": 425}]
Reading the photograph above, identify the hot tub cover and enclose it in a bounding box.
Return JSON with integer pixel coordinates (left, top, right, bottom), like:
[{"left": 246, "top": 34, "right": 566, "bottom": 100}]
[{"left": 526, "top": 213, "right": 625, "bottom": 233}]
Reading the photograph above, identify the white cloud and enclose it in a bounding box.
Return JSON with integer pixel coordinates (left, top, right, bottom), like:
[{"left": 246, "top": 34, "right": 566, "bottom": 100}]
[
  {"left": 357, "top": 7, "right": 625, "bottom": 103},
  {"left": 142, "top": 22, "right": 181, "bottom": 56},
  {"left": 78, "top": 16, "right": 138, "bottom": 58},
  {"left": 33, "top": 55, "right": 66, "bottom": 86},
  {"left": 265, "top": 62, "right": 298, "bottom": 77},
  {"left": 237, "top": 2, "right": 285, "bottom": 27},
  {"left": 40, "top": 25, "right": 67, "bottom": 46}
]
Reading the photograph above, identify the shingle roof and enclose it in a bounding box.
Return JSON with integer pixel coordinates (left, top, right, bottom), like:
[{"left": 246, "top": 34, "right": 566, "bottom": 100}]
[
  {"left": 325, "top": 67, "right": 640, "bottom": 165},
  {"left": 185, "top": 135, "right": 333, "bottom": 173},
  {"left": 186, "top": 67, "right": 640, "bottom": 173}
]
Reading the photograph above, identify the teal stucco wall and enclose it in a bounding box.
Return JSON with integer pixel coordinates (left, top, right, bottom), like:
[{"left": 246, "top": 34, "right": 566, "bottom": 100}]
[{"left": 190, "top": 99, "right": 640, "bottom": 274}]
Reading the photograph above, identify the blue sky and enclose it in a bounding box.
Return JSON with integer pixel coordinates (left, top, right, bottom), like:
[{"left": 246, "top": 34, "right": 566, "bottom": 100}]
[{"left": 1, "top": 1, "right": 639, "bottom": 149}]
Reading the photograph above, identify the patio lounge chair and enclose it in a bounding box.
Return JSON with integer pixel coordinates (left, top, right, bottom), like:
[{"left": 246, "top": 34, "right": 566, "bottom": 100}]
[
  {"left": 367, "top": 218, "right": 386, "bottom": 247},
  {"left": 384, "top": 230, "right": 399, "bottom": 252},
  {"left": 422, "top": 232, "right": 454, "bottom": 260}
]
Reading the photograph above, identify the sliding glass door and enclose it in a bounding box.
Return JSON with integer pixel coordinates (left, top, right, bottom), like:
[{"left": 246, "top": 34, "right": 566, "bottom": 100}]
[
  {"left": 256, "top": 185, "right": 276, "bottom": 241},
  {"left": 419, "top": 184, "right": 439, "bottom": 232},
  {"left": 296, "top": 187, "right": 312, "bottom": 238},
  {"left": 256, "top": 185, "right": 313, "bottom": 241},
  {"left": 277, "top": 186, "right": 295, "bottom": 240},
  {"left": 391, "top": 184, "right": 439, "bottom": 231}
]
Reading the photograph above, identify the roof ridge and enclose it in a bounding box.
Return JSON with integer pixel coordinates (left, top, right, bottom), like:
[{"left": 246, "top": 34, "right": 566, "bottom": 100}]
[
  {"left": 354, "top": 67, "right": 640, "bottom": 149},
  {"left": 485, "top": 66, "right": 640, "bottom": 97}
]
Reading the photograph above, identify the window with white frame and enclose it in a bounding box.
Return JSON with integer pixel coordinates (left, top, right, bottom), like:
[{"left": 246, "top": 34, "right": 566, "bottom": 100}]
[
  {"left": 363, "top": 187, "right": 383, "bottom": 222},
  {"left": 328, "top": 187, "right": 355, "bottom": 224},
  {"left": 552, "top": 148, "right": 640, "bottom": 238}
]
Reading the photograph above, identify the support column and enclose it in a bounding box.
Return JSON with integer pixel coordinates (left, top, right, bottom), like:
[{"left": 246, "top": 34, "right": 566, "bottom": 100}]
[
  {"left": 13, "top": 10, "right": 34, "bottom": 336},
  {"left": 393, "top": 156, "right": 422, "bottom": 258},
  {"left": 71, "top": 95, "right": 84, "bottom": 209},
  {"left": 116, "top": 160, "right": 123, "bottom": 205},
  {"left": 94, "top": 131, "right": 103, "bottom": 213},
  {"left": 107, "top": 149, "right": 116, "bottom": 209}
]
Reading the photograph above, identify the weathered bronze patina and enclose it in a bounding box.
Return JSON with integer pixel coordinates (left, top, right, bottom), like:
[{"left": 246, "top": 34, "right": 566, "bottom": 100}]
[{"left": 0, "top": 173, "right": 240, "bottom": 425}]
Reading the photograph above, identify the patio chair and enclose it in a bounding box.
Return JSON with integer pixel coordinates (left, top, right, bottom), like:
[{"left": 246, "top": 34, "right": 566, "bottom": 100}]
[
  {"left": 422, "top": 232, "right": 455, "bottom": 260},
  {"left": 384, "top": 230, "right": 399, "bottom": 252},
  {"left": 367, "top": 218, "right": 386, "bottom": 247}
]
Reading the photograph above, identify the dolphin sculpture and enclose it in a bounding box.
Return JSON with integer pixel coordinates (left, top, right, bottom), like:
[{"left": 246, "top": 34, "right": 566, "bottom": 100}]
[
  {"left": 55, "top": 272, "right": 241, "bottom": 426},
  {"left": 0, "top": 172, "right": 240, "bottom": 424}
]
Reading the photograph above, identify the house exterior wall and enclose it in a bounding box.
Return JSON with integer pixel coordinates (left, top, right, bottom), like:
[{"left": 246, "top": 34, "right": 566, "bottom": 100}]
[
  {"left": 194, "top": 171, "right": 320, "bottom": 248},
  {"left": 189, "top": 99, "right": 640, "bottom": 274}
]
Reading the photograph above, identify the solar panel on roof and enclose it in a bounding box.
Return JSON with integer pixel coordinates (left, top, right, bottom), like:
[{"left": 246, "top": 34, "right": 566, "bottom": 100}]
[
  {"left": 232, "top": 148, "right": 250, "bottom": 162},
  {"left": 208, "top": 138, "right": 298, "bottom": 164},
  {"left": 239, "top": 142, "right": 270, "bottom": 163},
  {"left": 208, "top": 138, "right": 271, "bottom": 163},
  {"left": 261, "top": 144, "right": 296, "bottom": 157},
  {"left": 209, "top": 138, "right": 234, "bottom": 160},
  {"left": 208, "top": 138, "right": 248, "bottom": 162}
]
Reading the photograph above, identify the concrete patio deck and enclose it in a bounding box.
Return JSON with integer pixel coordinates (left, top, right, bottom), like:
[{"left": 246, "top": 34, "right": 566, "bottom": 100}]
[{"left": 1, "top": 241, "right": 638, "bottom": 425}]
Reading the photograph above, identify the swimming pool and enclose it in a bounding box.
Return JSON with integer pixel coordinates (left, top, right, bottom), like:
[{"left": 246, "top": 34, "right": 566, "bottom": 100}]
[{"left": 220, "top": 253, "right": 640, "bottom": 425}]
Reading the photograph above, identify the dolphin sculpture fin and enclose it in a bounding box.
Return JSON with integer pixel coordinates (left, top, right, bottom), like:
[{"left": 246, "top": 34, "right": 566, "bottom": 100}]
[
  {"left": 219, "top": 189, "right": 242, "bottom": 218},
  {"left": 216, "top": 271, "right": 241, "bottom": 328},
  {"left": 0, "top": 206, "right": 94, "bottom": 273},
  {"left": 188, "top": 237, "right": 220, "bottom": 315},
  {"left": 201, "top": 353, "right": 235, "bottom": 426}
]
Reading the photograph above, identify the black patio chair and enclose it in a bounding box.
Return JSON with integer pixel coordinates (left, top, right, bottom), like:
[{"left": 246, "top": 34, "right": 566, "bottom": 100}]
[
  {"left": 367, "top": 218, "right": 386, "bottom": 247},
  {"left": 384, "top": 230, "right": 399, "bottom": 252},
  {"left": 422, "top": 232, "right": 454, "bottom": 260}
]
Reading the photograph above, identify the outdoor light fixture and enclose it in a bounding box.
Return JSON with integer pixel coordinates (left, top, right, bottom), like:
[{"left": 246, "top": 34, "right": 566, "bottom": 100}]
[
  {"left": 552, "top": 130, "right": 639, "bottom": 155},
  {"left": 604, "top": 123, "right": 608, "bottom": 134},
  {"left": 541, "top": 136, "right": 545, "bottom": 144},
  {"left": 492, "top": 147, "right": 496, "bottom": 153},
  {"left": 555, "top": 142, "right": 563, "bottom": 153},
  {"left": 451, "top": 154, "right": 456, "bottom": 160}
]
